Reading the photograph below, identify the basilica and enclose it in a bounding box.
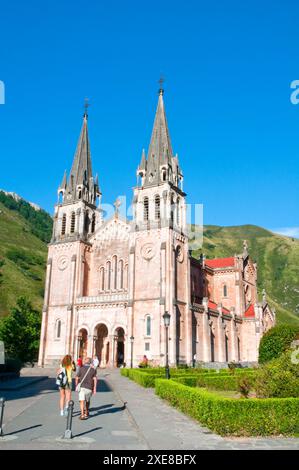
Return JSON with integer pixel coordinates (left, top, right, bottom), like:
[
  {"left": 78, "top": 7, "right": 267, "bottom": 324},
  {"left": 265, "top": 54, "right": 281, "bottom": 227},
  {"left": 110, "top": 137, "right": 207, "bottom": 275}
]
[{"left": 38, "top": 87, "right": 275, "bottom": 368}]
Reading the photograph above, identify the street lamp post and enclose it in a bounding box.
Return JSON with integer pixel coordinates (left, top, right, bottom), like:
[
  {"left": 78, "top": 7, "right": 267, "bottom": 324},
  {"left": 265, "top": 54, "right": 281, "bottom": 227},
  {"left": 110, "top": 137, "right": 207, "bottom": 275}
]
[
  {"left": 77, "top": 335, "right": 82, "bottom": 359},
  {"left": 163, "top": 311, "right": 171, "bottom": 379},
  {"left": 130, "top": 335, "right": 134, "bottom": 368}
]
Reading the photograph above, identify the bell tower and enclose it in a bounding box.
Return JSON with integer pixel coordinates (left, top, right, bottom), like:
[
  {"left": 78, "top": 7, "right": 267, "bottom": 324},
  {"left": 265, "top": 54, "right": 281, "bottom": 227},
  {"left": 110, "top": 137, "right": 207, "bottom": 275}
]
[
  {"left": 38, "top": 109, "right": 101, "bottom": 366},
  {"left": 129, "top": 85, "right": 191, "bottom": 366}
]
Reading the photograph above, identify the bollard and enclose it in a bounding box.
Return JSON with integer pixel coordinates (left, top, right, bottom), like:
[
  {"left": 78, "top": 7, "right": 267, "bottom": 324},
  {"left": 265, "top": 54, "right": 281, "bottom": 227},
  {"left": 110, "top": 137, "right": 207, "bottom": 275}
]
[
  {"left": 0, "top": 397, "right": 5, "bottom": 437},
  {"left": 64, "top": 400, "right": 74, "bottom": 439}
]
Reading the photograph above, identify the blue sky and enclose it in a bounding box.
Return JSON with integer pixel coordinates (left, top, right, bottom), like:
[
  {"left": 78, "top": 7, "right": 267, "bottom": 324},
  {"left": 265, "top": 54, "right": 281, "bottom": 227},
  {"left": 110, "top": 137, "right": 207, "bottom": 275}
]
[{"left": 0, "top": 0, "right": 298, "bottom": 236}]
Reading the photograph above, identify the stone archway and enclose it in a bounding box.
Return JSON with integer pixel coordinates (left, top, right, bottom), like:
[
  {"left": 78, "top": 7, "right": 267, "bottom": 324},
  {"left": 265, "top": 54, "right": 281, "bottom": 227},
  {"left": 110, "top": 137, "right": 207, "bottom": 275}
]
[
  {"left": 114, "top": 327, "right": 125, "bottom": 367},
  {"left": 94, "top": 324, "right": 109, "bottom": 368},
  {"left": 77, "top": 328, "right": 88, "bottom": 360}
]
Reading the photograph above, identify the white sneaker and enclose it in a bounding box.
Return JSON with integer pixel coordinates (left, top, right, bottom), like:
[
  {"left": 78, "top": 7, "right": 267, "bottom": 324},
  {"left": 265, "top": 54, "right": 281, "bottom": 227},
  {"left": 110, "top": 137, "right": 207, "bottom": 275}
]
[{"left": 60, "top": 410, "right": 64, "bottom": 417}]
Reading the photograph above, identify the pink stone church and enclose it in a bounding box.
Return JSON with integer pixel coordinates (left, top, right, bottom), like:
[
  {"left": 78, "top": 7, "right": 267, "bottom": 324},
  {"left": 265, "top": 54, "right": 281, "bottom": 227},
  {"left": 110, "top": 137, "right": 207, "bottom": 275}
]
[{"left": 38, "top": 88, "right": 275, "bottom": 368}]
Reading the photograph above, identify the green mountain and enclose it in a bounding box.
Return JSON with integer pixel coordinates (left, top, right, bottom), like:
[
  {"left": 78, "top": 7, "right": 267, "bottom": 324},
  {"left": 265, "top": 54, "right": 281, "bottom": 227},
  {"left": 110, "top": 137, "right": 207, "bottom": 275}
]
[
  {"left": 0, "top": 190, "right": 298, "bottom": 326},
  {"left": 0, "top": 191, "right": 52, "bottom": 317},
  {"left": 191, "top": 225, "right": 299, "bottom": 326}
]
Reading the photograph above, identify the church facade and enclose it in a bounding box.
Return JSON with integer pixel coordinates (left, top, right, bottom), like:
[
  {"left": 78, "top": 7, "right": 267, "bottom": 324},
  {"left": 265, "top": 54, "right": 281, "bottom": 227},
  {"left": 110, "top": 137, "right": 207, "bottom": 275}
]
[{"left": 38, "top": 88, "right": 275, "bottom": 368}]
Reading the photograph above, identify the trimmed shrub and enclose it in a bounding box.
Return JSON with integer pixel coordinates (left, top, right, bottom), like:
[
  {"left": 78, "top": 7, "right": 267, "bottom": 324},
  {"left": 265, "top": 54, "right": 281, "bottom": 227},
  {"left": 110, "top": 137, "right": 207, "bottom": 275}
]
[
  {"left": 155, "top": 379, "right": 299, "bottom": 436},
  {"left": 173, "top": 372, "right": 256, "bottom": 391},
  {"left": 258, "top": 324, "right": 299, "bottom": 364},
  {"left": 5, "top": 357, "right": 23, "bottom": 373},
  {"left": 255, "top": 350, "right": 299, "bottom": 398}
]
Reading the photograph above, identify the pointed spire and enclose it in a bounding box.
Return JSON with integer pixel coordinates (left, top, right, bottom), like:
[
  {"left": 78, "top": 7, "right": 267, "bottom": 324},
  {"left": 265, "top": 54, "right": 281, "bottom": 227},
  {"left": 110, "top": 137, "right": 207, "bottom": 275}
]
[
  {"left": 59, "top": 170, "right": 67, "bottom": 190},
  {"left": 138, "top": 148, "right": 147, "bottom": 172},
  {"left": 66, "top": 113, "right": 93, "bottom": 199}
]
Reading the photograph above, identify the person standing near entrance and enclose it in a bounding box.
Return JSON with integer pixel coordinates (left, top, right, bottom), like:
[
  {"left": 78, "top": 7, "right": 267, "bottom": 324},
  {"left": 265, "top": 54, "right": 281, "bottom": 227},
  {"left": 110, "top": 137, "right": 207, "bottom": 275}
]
[
  {"left": 57, "top": 355, "right": 76, "bottom": 417},
  {"left": 92, "top": 355, "right": 99, "bottom": 369},
  {"left": 75, "top": 357, "right": 97, "bottom": 420}
]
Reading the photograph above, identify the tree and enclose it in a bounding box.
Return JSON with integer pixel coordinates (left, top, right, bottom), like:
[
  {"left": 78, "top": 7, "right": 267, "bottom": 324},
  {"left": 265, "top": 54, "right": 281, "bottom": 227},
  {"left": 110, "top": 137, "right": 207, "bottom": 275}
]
[
  {"left": 258, "top": 324, "right": 299, "bottom": 364},
  {"left": 0, "top": 297, "right": 41, "bottom": 363}
]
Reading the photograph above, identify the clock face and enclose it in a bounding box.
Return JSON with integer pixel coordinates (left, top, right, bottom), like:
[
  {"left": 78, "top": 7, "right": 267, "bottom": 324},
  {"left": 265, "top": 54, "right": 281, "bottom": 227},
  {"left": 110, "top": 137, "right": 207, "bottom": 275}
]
[
  {"left": 57, "top": 255, "right": 69, "bottom": 271},
  {"left": 141, "top": 243, "right": 156, "bottom": 260}
]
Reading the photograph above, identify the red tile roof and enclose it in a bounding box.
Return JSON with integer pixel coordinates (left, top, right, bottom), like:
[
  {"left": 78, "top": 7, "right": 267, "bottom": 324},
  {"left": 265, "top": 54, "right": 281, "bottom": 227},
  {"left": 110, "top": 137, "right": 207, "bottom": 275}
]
[
  {"left": 205, "top": 257, "right": 235, "bottom": 269},
  {"left": 208, "top": 300, "right": 218, "bottom": 310},
  {"left": 244, "top": 304, "right": 255, "bottom": 317},
  {"left": 208, "top": 300, "right": 231, "bottom": 315}
]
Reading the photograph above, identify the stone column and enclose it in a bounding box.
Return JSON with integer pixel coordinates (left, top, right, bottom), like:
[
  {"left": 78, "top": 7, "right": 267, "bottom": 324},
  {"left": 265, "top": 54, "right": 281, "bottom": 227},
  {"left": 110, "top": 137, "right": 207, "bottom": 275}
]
[
  {"left": 216, "top": 306, "right": 225, "bottom": 362},
  {"left": 66, "top": 255, "right": 77, "bottom": 354},
  {"left": 201, "top": 299, "right": 210, "bottom": 362}
]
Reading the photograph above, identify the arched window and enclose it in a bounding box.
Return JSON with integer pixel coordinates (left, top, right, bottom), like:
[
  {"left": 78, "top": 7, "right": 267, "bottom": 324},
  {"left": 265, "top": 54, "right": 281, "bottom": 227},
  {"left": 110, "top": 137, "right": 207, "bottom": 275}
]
[
  {"left": 70, "top": 212, "right": 76, "bottom": 233},
  {"left": 223, "top": 285, "right": 228, "bottom": 297},
  {"left": 170, "top": 194, "right": 174, "bottom": 223},
  {"left": 177, "top": 197, "right": 180, "bottom": 225},
  {"left": 113, "top": 255, "right": 117, "bottom": 290},
  {"left": 124, "top": 264, "right": 128, "bottom": 290},
  {"left": 91, "top": 213, "right": 96, "bottom": 233},
  {"left": 144, "top": 197, "right": 149, "bottom": 221},
  {"left": 78, "top": 188, "right": 82, "bottom": 199},
  {"left": 61, "top": 214, "right": 66, "bottom": 235},
  {"left": 162, "top": 168, "right": 166, "bottom": 182},
  {"left": 106, "top": 261, "right": 111, "bottom": 291},
  {"left": 119, "top": 259, "right": 124, "bottom": 289},
  {"left": 84, "top": 211, "right": 89, "bottom": 233},
  {"left": 100, "top": 267, "right": 105, "bottom": 291},
  {"left": 56, "top": 319, "right": 61, "bottom": 339},
  {"left": 210, "top": 329, "right": 215, "bottom": 362},
  {"left": 155, "top": 195, "right": 160, "bottom": 220},
  {"left": 225, "top": 334, "right": 229, "bottom": 362},
  {"left": 58, "top": 191, "right": 63, "bottom": 204},
  {"left": 237, "top": 337, "right": 241, "bottom": 361},
  {"left": 146, "top": 315, "right": 151, "bottom": 336}
]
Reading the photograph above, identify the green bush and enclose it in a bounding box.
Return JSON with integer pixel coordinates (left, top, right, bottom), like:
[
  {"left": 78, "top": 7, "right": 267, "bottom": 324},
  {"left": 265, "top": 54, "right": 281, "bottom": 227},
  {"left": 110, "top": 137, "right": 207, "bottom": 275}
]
[
  {"left": 255, "top": 350, "right": 299, "bottom": 398},
  {"left": 155, "top": 379, "right": 299, "bottom": 436},
  {"left": 258, "top": 324, "right": 299, "bottom": 364},
  {"left": 173, "top": 372, "right": 256, "bottom": 391}
]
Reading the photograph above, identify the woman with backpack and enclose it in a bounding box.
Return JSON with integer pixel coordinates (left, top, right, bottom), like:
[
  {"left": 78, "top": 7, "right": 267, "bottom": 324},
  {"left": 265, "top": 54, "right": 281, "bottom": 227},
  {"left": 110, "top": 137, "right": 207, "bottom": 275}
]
[{"left": 56, "top": 354, "right": 76, "bottom": 416}]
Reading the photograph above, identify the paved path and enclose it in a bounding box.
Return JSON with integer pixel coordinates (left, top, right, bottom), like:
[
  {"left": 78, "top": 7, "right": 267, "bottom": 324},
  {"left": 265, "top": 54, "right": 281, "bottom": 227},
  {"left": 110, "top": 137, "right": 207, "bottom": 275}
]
[{"left": 0, "top": 368, "right": 299, "bottom": 450}]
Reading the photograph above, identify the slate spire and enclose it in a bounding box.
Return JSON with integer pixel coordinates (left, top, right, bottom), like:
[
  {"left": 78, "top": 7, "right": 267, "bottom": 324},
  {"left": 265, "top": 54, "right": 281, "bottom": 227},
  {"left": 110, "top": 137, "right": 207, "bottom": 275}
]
[
  {"left": 59, "top": 110, "right": 100, "bottom": 206},
  {"left": 137, "top": 86, "right": 183, "bottom": 188}
]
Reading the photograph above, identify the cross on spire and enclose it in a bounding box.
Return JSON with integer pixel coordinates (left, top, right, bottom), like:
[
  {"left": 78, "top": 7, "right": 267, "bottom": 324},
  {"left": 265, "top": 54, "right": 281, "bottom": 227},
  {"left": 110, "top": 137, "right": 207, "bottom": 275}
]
[{"left": 158, "top": 76, "right": 164, "bottom": 95}]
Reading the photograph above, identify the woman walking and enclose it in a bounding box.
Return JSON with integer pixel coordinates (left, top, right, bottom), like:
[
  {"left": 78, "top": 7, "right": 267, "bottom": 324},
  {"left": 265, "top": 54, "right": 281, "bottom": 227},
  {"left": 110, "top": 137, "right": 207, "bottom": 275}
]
[{"left": 57, "top": 355, "right": 76, "bottom": 416}]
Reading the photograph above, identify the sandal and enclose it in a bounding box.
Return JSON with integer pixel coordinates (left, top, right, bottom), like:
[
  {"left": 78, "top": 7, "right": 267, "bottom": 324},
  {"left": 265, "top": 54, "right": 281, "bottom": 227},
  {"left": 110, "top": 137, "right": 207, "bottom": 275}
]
[{"left": 79, "top": 415, "right": 87, "bottom": 420}]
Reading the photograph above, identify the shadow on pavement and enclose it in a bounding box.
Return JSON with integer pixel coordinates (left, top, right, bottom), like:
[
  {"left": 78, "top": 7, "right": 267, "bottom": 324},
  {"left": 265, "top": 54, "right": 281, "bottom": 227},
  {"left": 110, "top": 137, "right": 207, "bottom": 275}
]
[
  {"left": 5, "top": 424, "right": 43, "bottom": 436},
  {"left": 74, "top": 427, "right": 102, "bottom": 438},
  {"left": 1, "top": 378, "right": 57, "bottom": 403}
]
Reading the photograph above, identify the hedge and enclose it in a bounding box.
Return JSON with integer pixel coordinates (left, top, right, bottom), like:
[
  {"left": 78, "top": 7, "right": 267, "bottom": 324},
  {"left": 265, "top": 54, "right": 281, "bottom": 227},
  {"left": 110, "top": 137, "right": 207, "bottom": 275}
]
[
  {"left": 135, "top": 367, "right": 254, "bottom": 375},
  {"left": 120, "top": 368, "right": 161, "bottom": 387},
  {"left": 121, "top": 368, "right": 256, "bottom": 389},
  {"left": 172, "top": 372, "right": 256, "bottom": 391},
  {"left": 155, "top": 379, "right": 299, "bottom": 436}
]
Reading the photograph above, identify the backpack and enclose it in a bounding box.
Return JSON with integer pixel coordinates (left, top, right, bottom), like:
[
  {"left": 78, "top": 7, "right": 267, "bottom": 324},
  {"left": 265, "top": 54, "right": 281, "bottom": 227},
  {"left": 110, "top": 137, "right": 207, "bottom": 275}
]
[{"left": 56, "top": 367, "right": 68, "bottom": 387}]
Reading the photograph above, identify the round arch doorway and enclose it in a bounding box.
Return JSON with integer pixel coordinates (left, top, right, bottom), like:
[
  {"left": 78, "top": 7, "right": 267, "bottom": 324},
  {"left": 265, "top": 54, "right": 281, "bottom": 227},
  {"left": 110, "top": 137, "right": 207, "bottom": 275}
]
[
  {"left": 94, "top": 324, "right": 109, "bottom": 368},
  {"left": 114, "top": 327, "right": 125, "bottom": 367}
]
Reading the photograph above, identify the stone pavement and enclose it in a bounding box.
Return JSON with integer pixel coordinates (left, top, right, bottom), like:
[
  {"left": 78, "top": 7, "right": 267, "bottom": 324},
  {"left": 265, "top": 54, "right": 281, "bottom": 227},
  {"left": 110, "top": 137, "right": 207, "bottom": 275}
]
[{"left": 0, "top": 368, "right": 298, "bottom": 450}]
